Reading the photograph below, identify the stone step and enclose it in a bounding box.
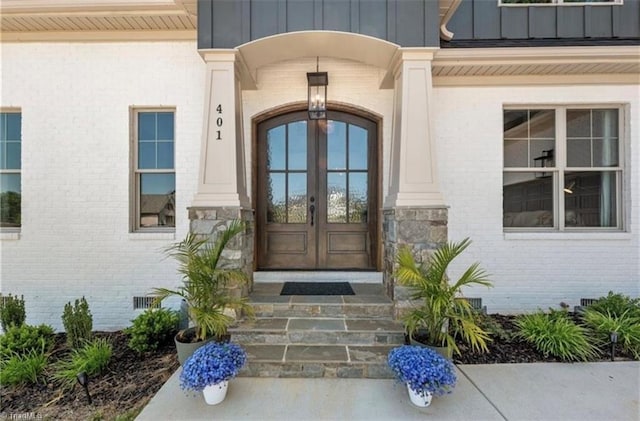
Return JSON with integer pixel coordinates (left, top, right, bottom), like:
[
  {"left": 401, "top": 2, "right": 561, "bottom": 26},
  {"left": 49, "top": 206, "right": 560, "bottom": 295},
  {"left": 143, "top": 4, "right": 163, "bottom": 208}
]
[
  {"left": 247, "top": 283, "right": 394, "bottom": 319},
  {"left": 238, "top": 344, "right": 396, "bottom": 379},
  {"left": 229, "top": 317, "right": 405, "bottom": 346}
]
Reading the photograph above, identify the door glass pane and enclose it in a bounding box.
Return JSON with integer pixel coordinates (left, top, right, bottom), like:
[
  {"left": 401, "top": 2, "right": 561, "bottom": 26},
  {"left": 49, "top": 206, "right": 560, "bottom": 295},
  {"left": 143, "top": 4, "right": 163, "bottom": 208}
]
[
  {"left": 267, "top": 173, "right": 286, "bottom": 223},
  {"left": 288, "top": 173, "right": 307, "bottom": 223},
  {"left": 328, "top": 121, "right": 346, "bottom": 170},
  {"left": 267, "top": 126, "right": 286, "bottom": 170},
  {"left": 288, "top": 121, "right": 307, "bottom": 170},
  {"left": 564, "top": 171, "right": 617, "bottom": 228},
  {"left": 348, "top": 125, "right": 368, "bottom": 170},
  {"left": 349, "top": 172, "right": 368, "bottom": 223},
  {"left": 327, "top": 172, "right": 347, "bottom": 223}
]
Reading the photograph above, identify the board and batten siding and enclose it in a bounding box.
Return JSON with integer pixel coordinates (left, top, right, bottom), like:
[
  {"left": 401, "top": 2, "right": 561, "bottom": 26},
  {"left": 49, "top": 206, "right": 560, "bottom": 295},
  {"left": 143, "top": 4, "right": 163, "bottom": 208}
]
[
  {"left": 197, "top": 0, "right": 440, "bottom": 49},
  {"left": 448, "top": 0, "right": 640, "bottom": 40}
]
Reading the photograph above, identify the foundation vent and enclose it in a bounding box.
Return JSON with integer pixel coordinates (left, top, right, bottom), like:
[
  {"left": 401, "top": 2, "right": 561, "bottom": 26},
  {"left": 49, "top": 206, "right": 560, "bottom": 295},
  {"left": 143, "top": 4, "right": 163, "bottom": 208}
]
[
  {"left": 458, "top": 297, "right": 486, "bottom": 314},
  {"left": 575, "top": 298, "right": 598, "bottom": 314},
  {"left": 133, "top": 296, "right": 160, "bottom": 310}
]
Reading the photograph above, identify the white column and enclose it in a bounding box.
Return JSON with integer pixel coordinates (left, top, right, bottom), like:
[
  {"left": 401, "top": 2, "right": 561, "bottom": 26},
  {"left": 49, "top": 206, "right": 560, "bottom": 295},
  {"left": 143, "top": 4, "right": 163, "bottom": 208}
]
[
  {"left": 384, "top": 49, "right": 445, "bottom": 208},
  {"left": 192, "top": 50, "right": 250, "bottom": 208}
]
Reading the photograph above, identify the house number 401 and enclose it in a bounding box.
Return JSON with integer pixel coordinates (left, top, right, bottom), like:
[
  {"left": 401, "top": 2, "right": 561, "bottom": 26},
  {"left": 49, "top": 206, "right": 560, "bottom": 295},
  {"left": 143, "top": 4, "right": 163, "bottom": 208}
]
[{"left": 216, "top": 104, "right": 223, "bottom": 140}]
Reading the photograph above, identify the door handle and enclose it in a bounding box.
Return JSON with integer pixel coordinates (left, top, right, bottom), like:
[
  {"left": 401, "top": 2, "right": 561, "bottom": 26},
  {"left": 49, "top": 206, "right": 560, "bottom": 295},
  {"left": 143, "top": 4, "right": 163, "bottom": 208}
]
[{"left": 309, "top": 204, "right": 315, "bottom": 226}]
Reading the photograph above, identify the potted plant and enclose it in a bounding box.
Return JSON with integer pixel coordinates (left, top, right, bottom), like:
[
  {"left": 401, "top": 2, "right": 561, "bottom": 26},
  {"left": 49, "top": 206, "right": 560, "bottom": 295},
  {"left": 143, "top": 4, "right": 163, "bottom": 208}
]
[
  {"left": 153, "top": 220, "right": 253, "bottom": 364},
  {"left": 387, "top": 345, "right": 457, "bottom": 407},
  {"left": 395, "top": 238, "right": 492, "bottom": 358},
  {"left": 180, "top": 341, "right": 247, "bottom": 405}
]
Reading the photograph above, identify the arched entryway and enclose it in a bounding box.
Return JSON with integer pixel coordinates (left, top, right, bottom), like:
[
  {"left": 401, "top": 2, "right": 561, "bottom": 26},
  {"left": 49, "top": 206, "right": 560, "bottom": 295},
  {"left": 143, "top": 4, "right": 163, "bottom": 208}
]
[{"left": 254, "top": 108, "right": 380, "bottom": 271}]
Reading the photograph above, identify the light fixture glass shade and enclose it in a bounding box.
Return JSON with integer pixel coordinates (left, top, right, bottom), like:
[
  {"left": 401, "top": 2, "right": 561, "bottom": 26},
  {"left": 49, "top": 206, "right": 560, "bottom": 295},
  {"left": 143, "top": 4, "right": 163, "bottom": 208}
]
[{"left": 307, "top": 72, "right": 328, "bottom": 120}]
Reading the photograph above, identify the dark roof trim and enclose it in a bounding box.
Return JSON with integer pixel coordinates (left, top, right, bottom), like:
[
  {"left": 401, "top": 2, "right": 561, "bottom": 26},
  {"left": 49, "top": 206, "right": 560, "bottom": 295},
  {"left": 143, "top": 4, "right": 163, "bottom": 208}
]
[{"left": 441, "top": 38, "right": 640, "bottom": 48}]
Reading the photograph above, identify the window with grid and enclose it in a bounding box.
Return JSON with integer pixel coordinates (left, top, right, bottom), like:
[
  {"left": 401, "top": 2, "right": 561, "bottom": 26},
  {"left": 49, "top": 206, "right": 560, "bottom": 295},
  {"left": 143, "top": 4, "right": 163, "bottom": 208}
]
[
  {"left": 132, "top": 110, "right": 175, "bottom": 231},
  {"left": 503, "top": 107, "right": 623, "bottom": 231},
  {"left": 0, "top": 111, "right": 21, "bottom": 229}
]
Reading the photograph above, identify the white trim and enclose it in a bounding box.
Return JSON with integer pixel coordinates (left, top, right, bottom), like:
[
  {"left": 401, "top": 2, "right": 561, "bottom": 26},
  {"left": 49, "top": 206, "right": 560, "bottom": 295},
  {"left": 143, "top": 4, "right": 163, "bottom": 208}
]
[
  {"left": 0, "top": 231, "right": 20, "bottom": 241},
  {"left": 504, "top": 232, "right": 632, "bottom": 240}
]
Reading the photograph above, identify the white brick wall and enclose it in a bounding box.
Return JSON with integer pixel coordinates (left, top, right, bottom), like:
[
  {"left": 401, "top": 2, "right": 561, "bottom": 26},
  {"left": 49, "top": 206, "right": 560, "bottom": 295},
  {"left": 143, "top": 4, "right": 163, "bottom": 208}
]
[
  {"left": 0, "top": 41, "right": 204, "bottom": 330},
  {"left": 433, "top": 85, "right": 639, "bottom": 313},
  {"left": 1, "top": 42, "right": 637, "bottom": 330}
]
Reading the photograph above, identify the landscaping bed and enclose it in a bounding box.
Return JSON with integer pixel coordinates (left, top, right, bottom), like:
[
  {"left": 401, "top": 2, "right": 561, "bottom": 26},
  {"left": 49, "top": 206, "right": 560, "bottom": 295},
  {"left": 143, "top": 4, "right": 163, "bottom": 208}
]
[
  {"left": 0, "top": 331, "right": 178, "bottom": 421},
  {"left": 1, "top": 314, "right": 635, "bottom": 420}
]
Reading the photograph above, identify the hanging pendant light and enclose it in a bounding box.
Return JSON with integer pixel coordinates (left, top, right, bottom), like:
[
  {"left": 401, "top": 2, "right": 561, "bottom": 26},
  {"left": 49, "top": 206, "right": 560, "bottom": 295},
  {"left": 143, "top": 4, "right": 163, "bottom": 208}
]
[{"left": 307, "top": 57, "right": 328, "bottom": 120}]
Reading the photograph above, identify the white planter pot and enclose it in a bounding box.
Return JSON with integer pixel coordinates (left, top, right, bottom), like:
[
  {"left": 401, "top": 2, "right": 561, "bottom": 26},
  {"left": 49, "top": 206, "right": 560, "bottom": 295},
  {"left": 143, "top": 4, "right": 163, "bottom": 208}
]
[
  {"left": 202, "top": 381, "right": 229, "bottom": 405},
  {"left": 406, "top": 384, "right": 433, "bottom": 407}
]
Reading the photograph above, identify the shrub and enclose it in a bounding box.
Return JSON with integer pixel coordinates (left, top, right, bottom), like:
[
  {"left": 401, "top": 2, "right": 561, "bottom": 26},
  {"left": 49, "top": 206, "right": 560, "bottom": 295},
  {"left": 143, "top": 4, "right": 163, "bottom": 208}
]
[
  {"left": 587, "top": 292, "right": 640, "bottom": 319},
  {"left": 62, "top": 297, "right": 93, "bottom": 349},
  {"left": 583, "top": 309, "right": 640, "bottom": 359},
  {"left": 53, "top": 338, "right": 112, "bottom": 390},
  {"left": 125, "top": 308, "right": 180, "bottom": 354},
  {"left": 0, "top": 348, "right": 48, "bottom": 386},
  {"left": 516, "top": 310, "right": 598, "bottom": 362},
  {"left": 0, "top": 294, "right": 26, "bottom": 331},
  {"left": 0, "top": 324, "right": 55, "bottom": 358}
]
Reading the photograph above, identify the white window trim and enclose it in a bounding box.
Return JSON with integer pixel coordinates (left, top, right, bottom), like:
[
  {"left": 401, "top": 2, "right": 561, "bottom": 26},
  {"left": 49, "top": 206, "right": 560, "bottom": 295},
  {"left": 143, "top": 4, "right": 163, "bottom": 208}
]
[
  {"left": 130, "top": 107, "right": 176, "bottom": 234},
  {"left": 0, "top": 108, "right": 22, "bottom": 236},
  {"left": 499, "top": 0, "right": 623, "bottom": 6},
  {"left": 503, "top": 104, "right": 626, "bottom": 233}
]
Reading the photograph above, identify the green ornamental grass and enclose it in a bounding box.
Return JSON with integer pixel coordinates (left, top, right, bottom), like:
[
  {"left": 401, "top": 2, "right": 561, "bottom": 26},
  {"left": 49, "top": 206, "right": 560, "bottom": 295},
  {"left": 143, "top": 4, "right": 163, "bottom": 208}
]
[
  {"left": 0, "top": 348, "right": 48, "bottom": 386},
  {"left": 583, "top": 309, "right": 640, "bottom": 359},
  {"left": 53, "top": 338, "right": 112, "bottom": 390},
  {"left": 516, "top": 311, "right": 598, "bottom": 362}
]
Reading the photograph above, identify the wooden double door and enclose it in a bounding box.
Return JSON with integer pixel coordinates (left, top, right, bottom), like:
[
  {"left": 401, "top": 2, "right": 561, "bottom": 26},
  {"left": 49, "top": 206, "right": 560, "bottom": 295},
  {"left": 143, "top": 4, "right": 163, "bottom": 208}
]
[{"left": 256, "top": 110, "right": 378, "bottom": 270}]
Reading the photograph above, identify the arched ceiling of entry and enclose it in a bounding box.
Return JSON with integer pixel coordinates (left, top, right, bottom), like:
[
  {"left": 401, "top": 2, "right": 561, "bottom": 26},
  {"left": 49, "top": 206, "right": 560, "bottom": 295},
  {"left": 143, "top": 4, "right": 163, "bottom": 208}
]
[{"left": 236, "top": 31, "right": 399, "bottom": 89}]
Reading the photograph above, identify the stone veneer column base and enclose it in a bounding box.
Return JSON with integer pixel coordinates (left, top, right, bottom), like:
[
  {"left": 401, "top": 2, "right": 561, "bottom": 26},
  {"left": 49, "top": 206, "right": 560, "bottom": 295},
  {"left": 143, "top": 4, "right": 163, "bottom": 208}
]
[
  {"left": 382, "top": 206, "right": 448, "bottom": 319},
  {"left": 188, "top": 207, "right": 254, "bottom": 304}
]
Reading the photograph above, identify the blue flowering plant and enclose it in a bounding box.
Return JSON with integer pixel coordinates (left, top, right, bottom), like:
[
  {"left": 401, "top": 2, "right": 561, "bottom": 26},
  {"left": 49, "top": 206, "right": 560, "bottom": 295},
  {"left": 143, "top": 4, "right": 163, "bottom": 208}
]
[
  {"left": 388, "top": 345, "right": 457, "bottom": 397},
  {"left": 180, "top": 342, "right": 247, "bottom": 392}
]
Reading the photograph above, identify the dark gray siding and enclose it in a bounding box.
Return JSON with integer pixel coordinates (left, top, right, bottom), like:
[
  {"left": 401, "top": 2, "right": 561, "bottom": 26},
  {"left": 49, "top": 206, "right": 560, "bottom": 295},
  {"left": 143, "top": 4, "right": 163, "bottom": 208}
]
[
  {"left": 197, "top": 0, "right": 440, "bottom": 49},
  {"left": 447, "top": 0, "right": 640, "bottom": 42}
]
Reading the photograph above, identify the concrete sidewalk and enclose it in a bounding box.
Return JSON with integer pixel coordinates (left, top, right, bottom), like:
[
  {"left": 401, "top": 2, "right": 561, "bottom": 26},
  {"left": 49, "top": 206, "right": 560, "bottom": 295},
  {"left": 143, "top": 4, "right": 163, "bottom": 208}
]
[{"left": 136, "top": 362, "right": 639, "bottom": 421}]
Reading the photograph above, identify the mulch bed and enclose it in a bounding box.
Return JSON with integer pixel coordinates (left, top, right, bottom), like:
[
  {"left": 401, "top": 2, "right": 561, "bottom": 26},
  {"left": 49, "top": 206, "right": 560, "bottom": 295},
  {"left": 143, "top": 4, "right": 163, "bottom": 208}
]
[
  {"left": 0, "top": 315, "right": 634, "bottom": 420},
  {"left": 0, "top": 331, "right": 179, "bottom": 420}
]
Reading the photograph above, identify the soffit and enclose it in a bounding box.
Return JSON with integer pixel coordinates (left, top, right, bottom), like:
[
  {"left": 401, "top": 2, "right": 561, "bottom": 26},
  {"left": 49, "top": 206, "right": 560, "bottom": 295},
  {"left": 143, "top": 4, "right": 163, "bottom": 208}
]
[
  {"left": 0, "top": 0, "right": 196, "bottom": 40},
  {"left": 432, "top": 46, "right": 640, "bottom": 85}
]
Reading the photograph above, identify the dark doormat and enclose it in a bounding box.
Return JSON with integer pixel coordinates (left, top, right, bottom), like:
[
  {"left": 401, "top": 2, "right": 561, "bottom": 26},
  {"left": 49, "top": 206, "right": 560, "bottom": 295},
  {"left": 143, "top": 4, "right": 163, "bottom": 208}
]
[{"left": 280, "top": 282, "right": 355, "bottom": 296}]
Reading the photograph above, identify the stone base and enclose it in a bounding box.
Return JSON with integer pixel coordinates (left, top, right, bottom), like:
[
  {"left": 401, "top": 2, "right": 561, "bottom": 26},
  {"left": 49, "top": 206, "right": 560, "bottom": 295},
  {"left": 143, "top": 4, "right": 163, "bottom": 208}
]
[
  {"left": 382, "top": 206, "right": 448, "bottom": 319},
  {"left": 188, "top": 206, "right": 254, "bottom": 301}
]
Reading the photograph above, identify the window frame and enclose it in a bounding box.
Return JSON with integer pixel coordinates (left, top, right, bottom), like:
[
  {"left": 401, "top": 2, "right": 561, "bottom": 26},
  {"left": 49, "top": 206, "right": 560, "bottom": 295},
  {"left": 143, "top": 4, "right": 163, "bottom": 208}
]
[
  {"left": 503, "top": 105, "right": 625, "bottom": 233},
  {"left": 130, "top": 107, "right": 176, "bottom": 233},
  {"left": 0, "top": 108, "right": 22, "bottom": 233},
  {"left": 499, "top": 0, "right": 623, "bottom": 6}
]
